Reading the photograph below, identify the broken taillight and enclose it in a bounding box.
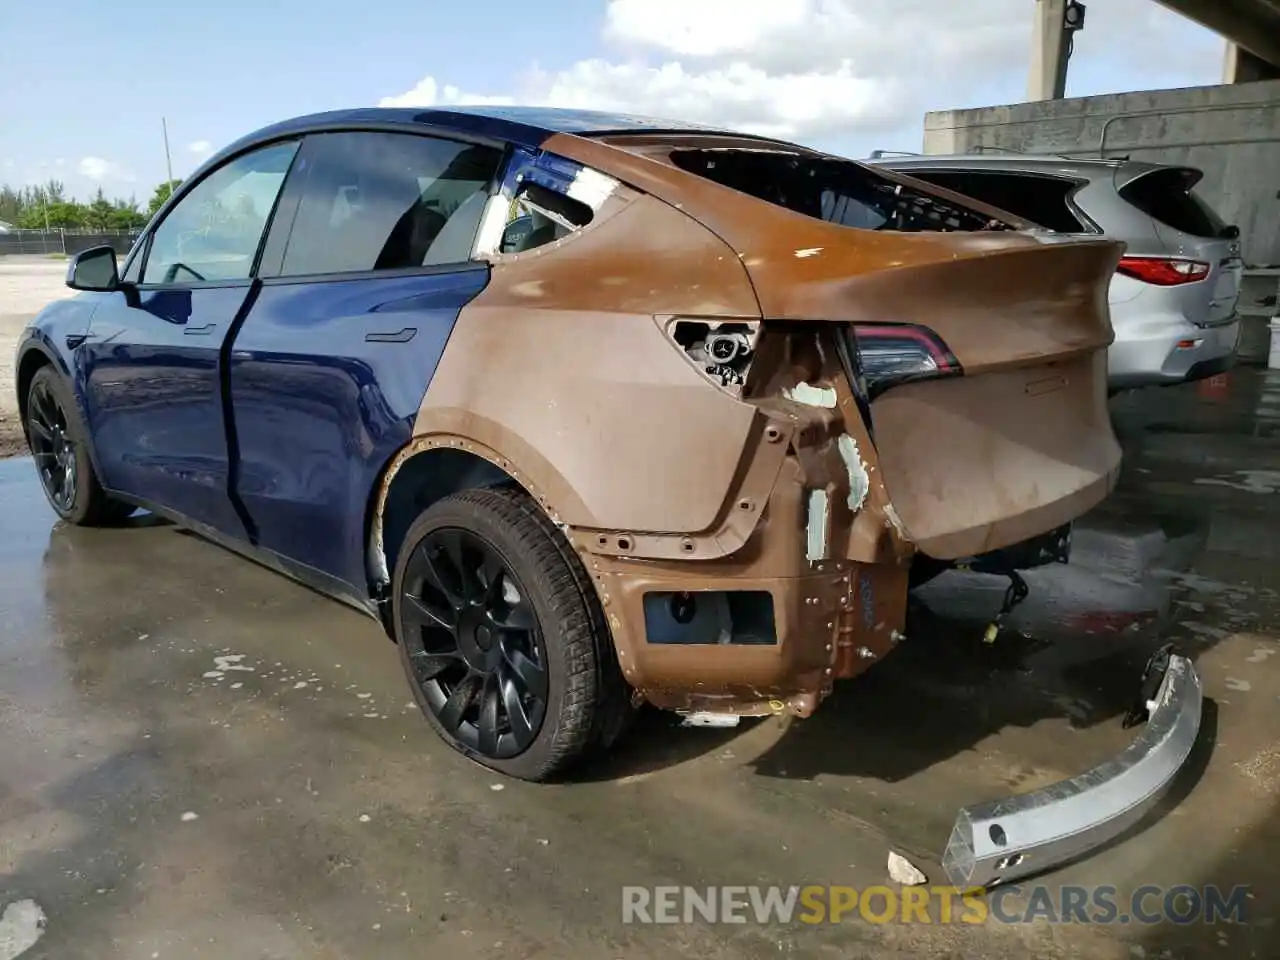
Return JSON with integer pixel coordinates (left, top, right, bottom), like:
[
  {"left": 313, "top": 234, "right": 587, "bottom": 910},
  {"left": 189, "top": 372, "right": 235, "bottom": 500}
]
[
  {"left": 1116, "top": 256, "right": 1210, "bottom": 286},
  {"left": 846, "top": 323, "right": 961, "bottom": 399}
]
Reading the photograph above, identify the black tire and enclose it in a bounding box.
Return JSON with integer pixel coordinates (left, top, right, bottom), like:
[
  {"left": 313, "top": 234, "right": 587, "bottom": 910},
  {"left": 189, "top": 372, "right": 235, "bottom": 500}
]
[
  {"left": 26, "top": 366, "right": 135, "bottom": 526},
  {"left": 392, "top": 486, "right": 633, "bottom": 781}
]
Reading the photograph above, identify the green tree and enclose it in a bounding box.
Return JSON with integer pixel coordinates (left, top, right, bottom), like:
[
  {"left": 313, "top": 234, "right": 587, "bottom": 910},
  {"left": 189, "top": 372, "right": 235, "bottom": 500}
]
[
  {"left": 83, "top": 187, "right": 116, "bottom": 230},
  {"left": 109, "top": 196, "right": 147, "bottom": 230},
  {"left": 0, "top": 184, "right": 22, "bottom": 225},
  {"left": 15, "top": 197, "right": 85, "bottom": 229},
  {"left": 148, "top": 179, "right": 182, "bottom": 216},
  {"left": 40, "top": 179, "right": 67, "bottom": 203}
]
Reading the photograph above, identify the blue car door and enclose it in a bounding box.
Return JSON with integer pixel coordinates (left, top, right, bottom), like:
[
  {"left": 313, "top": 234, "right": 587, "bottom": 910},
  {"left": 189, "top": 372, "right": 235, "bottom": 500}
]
[
  {"left": 80, "top": 140, "right": 300, "bottom": 536},
  {"left": 226, "top": 130, "right": 503, "bottom": 591}
]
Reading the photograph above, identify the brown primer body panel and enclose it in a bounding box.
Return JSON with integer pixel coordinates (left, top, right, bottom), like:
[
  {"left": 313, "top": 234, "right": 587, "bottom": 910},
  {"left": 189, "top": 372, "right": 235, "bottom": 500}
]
[{"left": 398, "top": 131, "right": 1124, "bottom": 714}]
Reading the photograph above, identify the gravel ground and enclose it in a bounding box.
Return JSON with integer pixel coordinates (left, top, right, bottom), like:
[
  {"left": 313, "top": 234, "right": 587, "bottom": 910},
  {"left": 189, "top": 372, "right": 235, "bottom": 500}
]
[{"left": 0, "top": 256, "right": 76, "bottom": 456}]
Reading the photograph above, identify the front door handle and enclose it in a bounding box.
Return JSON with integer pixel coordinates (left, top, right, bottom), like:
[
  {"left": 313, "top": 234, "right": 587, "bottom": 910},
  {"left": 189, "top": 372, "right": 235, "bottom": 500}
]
[
  {"left": 184, "top": 323, "right": 217, "bottom": 336},
  {"left": 365, "top": 327, "right": 417, "bottom": 343}
]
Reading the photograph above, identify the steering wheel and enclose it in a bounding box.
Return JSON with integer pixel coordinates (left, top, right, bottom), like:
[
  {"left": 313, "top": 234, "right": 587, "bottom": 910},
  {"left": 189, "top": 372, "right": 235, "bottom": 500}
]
[{"left": 163, "top": 262, "right": 207, "bottom": 283}]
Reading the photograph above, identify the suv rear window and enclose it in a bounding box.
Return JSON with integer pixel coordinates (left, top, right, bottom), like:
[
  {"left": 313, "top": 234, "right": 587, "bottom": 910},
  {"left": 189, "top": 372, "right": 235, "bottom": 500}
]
[
  {"left": 897, "top": 170, "right": 1088, "bottom": 234},
  {"left": 669, "top": 149, "right": 1011, "bottom": 233},
  {"left": 1119, "top": 168, "right": 1227, "bottom": 239}
]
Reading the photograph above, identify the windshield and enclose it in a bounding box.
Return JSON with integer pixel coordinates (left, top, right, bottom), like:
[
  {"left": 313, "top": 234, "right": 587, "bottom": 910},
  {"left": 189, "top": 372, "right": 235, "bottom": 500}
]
[{"left": 669, "top": 148, "right": 1013, "bottom": 233}]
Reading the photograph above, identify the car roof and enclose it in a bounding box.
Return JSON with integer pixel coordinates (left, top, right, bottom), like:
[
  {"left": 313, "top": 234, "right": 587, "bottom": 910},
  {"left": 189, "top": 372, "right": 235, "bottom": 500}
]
[
  {"left": 869, "top": 152, "right": 1174, "bottom": 182},
  {"left": 230, "top": 106, "right": 744, "bottom": 155}
]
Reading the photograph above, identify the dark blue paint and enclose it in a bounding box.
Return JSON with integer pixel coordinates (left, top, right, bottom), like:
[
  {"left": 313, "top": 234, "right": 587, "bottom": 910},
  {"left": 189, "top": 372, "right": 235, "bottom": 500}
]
[
  {"left": 80, "top": 286, "right": 250, "bottom": 537},
  {"left": 18, "top": 294, "right": 109, "bottom": 471},
  {"left": 208, "top": 106, "right": 738, "bottom": 170},
  {"left": 228, "top": 267, "right": 489, "bottom": 588},
  {"left": 18, "top": 295, "right": 102, "bottom": 383}
]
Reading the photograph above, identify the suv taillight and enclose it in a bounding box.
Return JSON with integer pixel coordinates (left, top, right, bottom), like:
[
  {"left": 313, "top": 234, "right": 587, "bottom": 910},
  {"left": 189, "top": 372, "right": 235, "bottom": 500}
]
[
  {"left": 1117, "top": 256, "right": 1210, "bottom": 286},
  {"left": 847, "top": 323, "right": 961, "bottom": 399}
]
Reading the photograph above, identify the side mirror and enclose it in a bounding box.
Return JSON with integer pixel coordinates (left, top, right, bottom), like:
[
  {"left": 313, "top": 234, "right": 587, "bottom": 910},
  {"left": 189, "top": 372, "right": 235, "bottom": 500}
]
[{"left": 66, "top": 245, "right": 120, "bottom": 292}]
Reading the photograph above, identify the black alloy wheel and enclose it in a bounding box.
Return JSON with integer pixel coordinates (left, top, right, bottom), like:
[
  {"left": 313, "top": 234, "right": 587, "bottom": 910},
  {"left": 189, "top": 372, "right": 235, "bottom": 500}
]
[
  {"left": 392, "top": 487, "right": 634, "bottom": 781},
  {"left": 400, "top": 526, "right": 549, "bottom": 759},
  {"left": 24, "top": 366, "right": 135, "bottom": 526},
  {"left": 27, "top": 374, "right": 79, "bottom": 513}
]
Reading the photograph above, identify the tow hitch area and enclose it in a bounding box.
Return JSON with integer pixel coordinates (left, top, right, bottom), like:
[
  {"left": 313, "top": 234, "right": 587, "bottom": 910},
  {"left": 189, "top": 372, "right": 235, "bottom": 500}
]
[{"left": 942, "top": 648, "right": 1203, "bottom": 889}]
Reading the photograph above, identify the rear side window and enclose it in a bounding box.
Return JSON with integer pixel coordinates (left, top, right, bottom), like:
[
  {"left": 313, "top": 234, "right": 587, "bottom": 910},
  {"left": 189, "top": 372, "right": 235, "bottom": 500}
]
[
  {"left": 1119, "top": 168, "right": 1227, "bottom": 239},
  {"left": 670, "top": 149, "right": 1011, "bottom": 233},
  {"left": 900, "top": 170, "right": 1088, "bottom": 233},
  {"left": 498, "top": 182, "right": 594, "bottom": 253},
  {"left": 278, "top": 132, "right": 502, "bottom": 276}
]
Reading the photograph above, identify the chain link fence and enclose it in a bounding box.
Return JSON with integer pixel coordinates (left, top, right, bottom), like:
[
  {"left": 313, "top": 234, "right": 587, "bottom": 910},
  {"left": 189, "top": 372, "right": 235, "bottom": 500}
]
[{"left": 0, "top": 229, "right": 141, "bottom": 257}]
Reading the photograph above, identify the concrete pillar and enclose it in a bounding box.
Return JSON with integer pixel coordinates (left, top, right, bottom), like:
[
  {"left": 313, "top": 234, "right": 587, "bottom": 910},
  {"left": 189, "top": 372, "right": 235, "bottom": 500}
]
[
  {"left": 1028, "top": 0, "right": 1070, "bottom": 101},
  {"left": 1224, "top": 42, "right": 1280, "bottom": 83}
]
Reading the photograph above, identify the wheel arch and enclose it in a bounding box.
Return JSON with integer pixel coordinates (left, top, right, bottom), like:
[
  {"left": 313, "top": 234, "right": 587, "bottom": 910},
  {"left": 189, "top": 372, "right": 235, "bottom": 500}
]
[
  {"left": 368, "top": 436, "right": 555, "bottom": 608},
  {"left": 14, "top": 342, "right": 60, "bottom": 436}
]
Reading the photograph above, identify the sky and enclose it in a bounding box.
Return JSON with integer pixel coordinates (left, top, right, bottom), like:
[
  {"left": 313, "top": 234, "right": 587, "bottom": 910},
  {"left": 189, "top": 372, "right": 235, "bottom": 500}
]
[{"left": 0, "top": 0, "right": 1227, "bottom": 202}]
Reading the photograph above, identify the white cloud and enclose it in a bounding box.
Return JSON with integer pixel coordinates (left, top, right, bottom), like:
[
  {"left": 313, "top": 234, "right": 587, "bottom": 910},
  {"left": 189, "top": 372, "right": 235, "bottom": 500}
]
[
  {"left": 77, "top": 156, "right": 135, "bottom": 184},
  {"left": 525, "top": 59, "right": 904, "bottom": 138},
  {"left": 188, "top": 139, "right": 212, "bottom": 154},
  {"left": 379, "top": 0, "right": 1220, "bottom": 145},
  {"left": 378, "top": 75, "right": 515, "bottom": 109}
]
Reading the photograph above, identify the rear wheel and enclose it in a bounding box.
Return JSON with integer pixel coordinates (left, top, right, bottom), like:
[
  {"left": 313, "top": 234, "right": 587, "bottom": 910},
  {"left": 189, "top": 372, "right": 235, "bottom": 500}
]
[
  {"left": 26, "top": 366, "right": 135, "bottom": 526},
  {"left": 393, "top": 486, "right": 632, "bottom": 781}
]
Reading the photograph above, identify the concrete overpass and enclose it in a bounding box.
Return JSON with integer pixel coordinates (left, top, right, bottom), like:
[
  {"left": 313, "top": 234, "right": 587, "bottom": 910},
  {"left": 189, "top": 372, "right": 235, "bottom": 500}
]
[{"left": 1029, "top": 0, "right": 1280, "bottom": 100}]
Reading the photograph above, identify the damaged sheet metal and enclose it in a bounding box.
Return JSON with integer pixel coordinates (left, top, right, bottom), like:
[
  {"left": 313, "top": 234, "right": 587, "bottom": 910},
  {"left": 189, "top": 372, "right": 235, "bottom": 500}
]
[
  {"left": 783, "top": 382, "right": 838, "bottom": 408},
  {"left": 805, "top": 489, "right": 831, "bottom": 563},
  {"left": 837, "top": 434, "right": 870, "bottom": 512},
  {"left": 387, "top": 129, "right": 1124, "bottom": 719}
]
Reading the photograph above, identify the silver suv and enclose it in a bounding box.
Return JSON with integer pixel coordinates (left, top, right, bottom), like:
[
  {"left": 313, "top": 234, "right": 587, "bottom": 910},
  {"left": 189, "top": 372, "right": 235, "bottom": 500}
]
[{"left": 869, "top": 154, "right": 1244, "bottom": 390}]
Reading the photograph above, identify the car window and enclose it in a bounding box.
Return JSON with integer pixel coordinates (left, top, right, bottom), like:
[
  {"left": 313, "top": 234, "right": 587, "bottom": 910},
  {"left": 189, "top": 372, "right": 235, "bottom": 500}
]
[
  {"left": 1119, "top": 168, "right": 1228, "bottom": 239},
  {"left": 902, "top": 170, "right": 1087, "bottom": 233},
  {"left": 498, "top": 182, "right": 593, "bottom": 253},
  {"left": 669, "top": 149, "right": 1012, "bottom": 233},
  {"left": 142, "top": 141, "right": 298, "bottom": 284},
  {"left": 278, "top": 132, "right": 503, "bottom": 276}
]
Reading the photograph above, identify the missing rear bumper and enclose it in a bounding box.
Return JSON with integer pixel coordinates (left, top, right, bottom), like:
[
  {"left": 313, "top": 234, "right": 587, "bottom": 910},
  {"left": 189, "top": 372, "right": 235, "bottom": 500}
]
[{"left": 942, "top": 651, "right": 1202, "bottom": 889}]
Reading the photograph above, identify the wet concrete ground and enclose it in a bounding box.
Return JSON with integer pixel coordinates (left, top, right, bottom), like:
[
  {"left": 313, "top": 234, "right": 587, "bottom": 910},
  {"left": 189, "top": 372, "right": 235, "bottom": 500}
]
[{"left": 2, "top": 370, "right": 1279, "bottom": 959}]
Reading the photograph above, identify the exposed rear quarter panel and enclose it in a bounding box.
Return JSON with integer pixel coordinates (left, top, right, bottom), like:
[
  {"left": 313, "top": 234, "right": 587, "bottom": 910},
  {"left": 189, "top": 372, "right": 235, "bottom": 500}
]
[{"left": 417, "top": 187, "right": 764, "bottom": 535}]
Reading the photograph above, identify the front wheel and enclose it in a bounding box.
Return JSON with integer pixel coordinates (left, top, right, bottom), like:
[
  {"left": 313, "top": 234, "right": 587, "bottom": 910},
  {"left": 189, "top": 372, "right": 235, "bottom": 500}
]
[
  {"left": 26, "top": 366, "right": 135, "bottom": 526},
  {"left": 392, "top": 486, "right": 632, "bottom": 781}
]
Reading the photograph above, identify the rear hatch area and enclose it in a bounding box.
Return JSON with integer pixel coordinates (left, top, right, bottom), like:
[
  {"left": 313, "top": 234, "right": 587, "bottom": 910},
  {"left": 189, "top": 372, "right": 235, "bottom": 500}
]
[
  {"left": 664, "top": 144, "right": 1125, "bottom": 559},
  {"left": 1116, "top": 165, "right": 1244, "bottom": 327}
]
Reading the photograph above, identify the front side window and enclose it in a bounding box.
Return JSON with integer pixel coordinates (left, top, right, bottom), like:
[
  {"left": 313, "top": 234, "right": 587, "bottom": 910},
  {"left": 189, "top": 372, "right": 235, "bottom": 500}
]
[
  {"left": 142, "top": 141, "right": 298, "bottom": 284},
  {"left": 278, "top": 132, "right": 503, "bottom": 276}
]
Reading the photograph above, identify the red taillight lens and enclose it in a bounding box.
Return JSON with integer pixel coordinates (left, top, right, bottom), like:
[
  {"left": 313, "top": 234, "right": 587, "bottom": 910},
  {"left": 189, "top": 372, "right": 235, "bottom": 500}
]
[
  {"left": 1116, "top": 256, "right": 1210, "bottom": 286},
  {"left": 847, "top": 323, "right": 961, "bottom": 399}
]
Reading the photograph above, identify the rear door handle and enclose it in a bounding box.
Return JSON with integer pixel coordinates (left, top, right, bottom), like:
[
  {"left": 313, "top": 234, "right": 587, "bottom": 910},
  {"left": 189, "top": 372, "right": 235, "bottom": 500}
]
[
  {"left": 184, "top": 323, "right": 217, "bottom": 336},
  {"left": 365, "top": 327, "right": 417, "bottom": 343}
]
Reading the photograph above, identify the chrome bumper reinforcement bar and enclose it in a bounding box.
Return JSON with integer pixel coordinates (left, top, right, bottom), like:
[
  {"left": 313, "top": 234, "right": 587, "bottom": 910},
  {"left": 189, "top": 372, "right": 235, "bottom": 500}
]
[{"left": 942, "top": 652, "right": 1202, "bottom": 889}]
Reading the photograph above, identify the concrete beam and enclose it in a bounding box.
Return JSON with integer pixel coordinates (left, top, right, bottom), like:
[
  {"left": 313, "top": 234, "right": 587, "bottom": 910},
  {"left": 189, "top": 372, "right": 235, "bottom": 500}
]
[
  {"left": 1224, "top": 41, "right": 1280, "bottom": 82},
  {"left": 1028, "top": 0, "right": 1070, "bottom": 101},
  {"left": 1157, "top": 0, "right": 1280, "bottom": 67}
]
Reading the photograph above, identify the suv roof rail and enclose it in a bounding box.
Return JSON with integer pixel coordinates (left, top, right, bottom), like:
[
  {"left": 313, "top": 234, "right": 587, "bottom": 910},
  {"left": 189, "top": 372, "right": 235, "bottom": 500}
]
[{"left": 868, "top": 149, "right": 920, "bottom": 159}]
